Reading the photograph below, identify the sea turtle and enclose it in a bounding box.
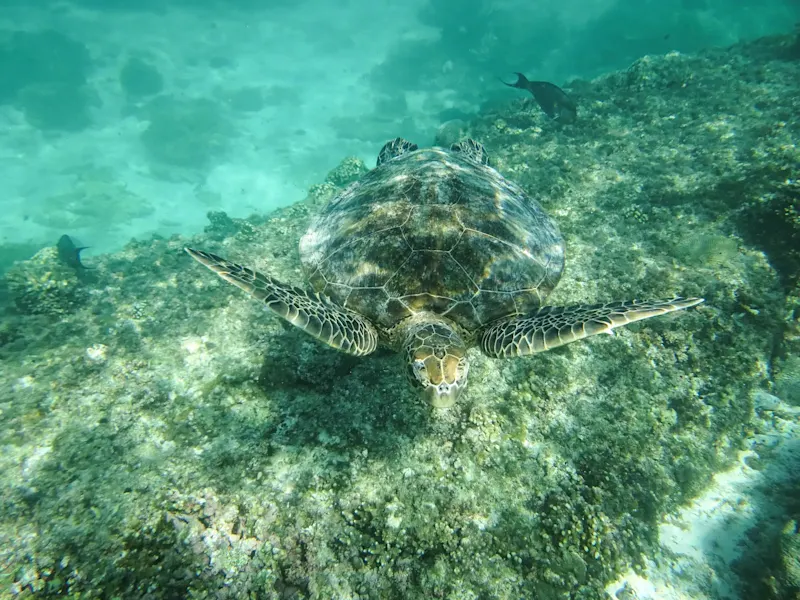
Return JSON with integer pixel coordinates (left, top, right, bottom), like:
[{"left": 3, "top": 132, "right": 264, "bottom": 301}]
[{"left": 186, "top": 138, "right": 702, "bottom": 407}]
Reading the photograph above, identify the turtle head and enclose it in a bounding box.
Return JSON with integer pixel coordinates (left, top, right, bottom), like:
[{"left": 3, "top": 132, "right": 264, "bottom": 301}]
[{"left": 403, "top": 320, "right": 469, "bottom": 408}]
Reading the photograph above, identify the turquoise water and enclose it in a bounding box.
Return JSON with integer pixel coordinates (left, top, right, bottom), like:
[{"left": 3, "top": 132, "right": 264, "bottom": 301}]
[
  {"left": 1, "top": 1, "right": 799, "bottom": 599},
  {"left": 0, "top": 0, "right": 797, "bottom": 259}
]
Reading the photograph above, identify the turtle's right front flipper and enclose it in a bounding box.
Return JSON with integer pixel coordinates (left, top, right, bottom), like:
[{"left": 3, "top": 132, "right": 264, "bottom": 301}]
[
  {"left": 186, "top": 248, "right": 378, "bottom": 356},
  {"left": 480, "top": 297, "right": 703, "bottom": 359}
]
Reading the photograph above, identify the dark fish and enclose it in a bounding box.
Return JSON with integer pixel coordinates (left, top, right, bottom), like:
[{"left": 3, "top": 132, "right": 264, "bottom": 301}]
[
  {"left": 57, "top": 234, "right": 92, "bottom": 270},
  {"left": 502, "top": 72, "right": 577, "bottom": 123}
]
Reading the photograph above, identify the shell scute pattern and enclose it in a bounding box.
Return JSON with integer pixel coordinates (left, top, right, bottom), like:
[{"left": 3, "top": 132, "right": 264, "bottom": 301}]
[
  {"left": 404, "top": 204, "right": 463, "bottom": 251},
  {"left": 299, "top": 147, "right": 566, "bottom": 334}
]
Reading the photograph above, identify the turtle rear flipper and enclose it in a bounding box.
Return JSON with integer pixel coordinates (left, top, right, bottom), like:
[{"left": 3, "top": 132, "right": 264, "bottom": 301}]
[
  {"left": 186, "top": 248, "right": 378, "bottom": 356},
  {"left": 377, "top": 137, "right": 419, "bottom": 166},
  {"left": 450, "top": 139, "right": 489, "bottom": 165},
  {"left": 479, "top": 297, "right": 703, "bottom": 359}
]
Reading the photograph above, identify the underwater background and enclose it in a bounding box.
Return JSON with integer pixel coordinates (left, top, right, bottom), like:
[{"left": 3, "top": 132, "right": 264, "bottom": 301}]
[{"left": 1, "top": 0, "right": 799, "bottom": 598}]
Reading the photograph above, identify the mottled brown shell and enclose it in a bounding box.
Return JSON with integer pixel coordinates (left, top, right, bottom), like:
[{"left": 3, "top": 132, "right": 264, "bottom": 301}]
[{"left": 298, "top": 147, "right": 565, "bottom": 336}]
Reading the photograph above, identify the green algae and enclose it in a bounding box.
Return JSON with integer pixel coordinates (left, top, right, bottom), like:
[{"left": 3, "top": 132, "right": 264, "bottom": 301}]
[{"left": 0, "top": 33, "right": 799, "bottom": 599}]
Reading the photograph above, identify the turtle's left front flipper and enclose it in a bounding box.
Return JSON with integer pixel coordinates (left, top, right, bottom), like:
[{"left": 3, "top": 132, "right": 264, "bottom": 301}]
[
  {"left": 480, "top": 297, "right": 703, "bottom": 359},
  {"left": 186, "top": 248, "right": 379, "bottom": 356}
]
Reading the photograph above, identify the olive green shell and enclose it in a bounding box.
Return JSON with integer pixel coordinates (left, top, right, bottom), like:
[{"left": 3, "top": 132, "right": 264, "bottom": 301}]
[{"left": 298, "top": 147, "right": 565, "bottom": 335}]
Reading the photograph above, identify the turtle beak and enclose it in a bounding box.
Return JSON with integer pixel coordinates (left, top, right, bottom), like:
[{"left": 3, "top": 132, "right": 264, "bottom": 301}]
[{"left": 422, "top": 381, "right": 463, "bottom": 408}]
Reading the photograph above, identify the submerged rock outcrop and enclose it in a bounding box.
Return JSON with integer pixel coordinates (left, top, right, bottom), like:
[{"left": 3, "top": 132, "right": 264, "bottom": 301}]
[{"left": 0, "top": 32, "right": 798, "bottom": 600}]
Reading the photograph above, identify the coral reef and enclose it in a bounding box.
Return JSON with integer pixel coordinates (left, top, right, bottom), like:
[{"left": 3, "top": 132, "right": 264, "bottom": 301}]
[
  {"left": 305, "top": 182, "right": 339, "bottom": 206},
  {"left": 434, "top": 118, "right": 469, "bottom": 148},
  {"left": 775, "top": 355, "right": 800, "bottom": 406},
  {"left": 0, "top": 32, "right": 798, "bottom": 599},
  {"left": 298, "top": 157, "right": 370, "bottom": 207},
  {"left": 781, "top": 520, "right": 800, "bottom": 591},
  {"left": 204, "top": 210, "right": 258, "bottom": 242},
  {"left": 730, "top": 443, "right": 800, "bottom": 600},
  {"left": 324, "top": 156, "right": 368, "bottom": 187},
  {"left": 5, "top": 247, "right": 85, "bottom": 315},
  {"left": 739, "top": 178, "right": 800, "bottom": 289}
]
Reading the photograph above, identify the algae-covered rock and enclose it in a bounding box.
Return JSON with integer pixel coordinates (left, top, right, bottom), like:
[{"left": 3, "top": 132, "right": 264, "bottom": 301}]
[
  {"left": 296, "top": 158, "right": 365, "bottom": 212},
  {"left": 774, "top": 355, "right": 800, "bottom": 406},
  {"left": 434, "top": 118, "right": 469, "bottom": 148},
  {"left": 139, "top": 95, "right": 232, "bottom": 170},
  {"left": 324, "top": 156, "right": 368, "bottom": 187},
  {"left": 119, "top": 57, "right": 164, "bottom": 98},
  {"left": 204, "top": 210, "right": 258, "bottom": 242},
  {"left": 780, "top": 520, "right": 800, "bottom": 590},
  {"left": 740, "top": 178, "right": 800, "bottom": 289},
  {"left": 734, "top": 476, "right": 800, "bottom": 600},
  {"left": 5, "top": 247, "right": 84, "bottom": 315},
  {"left": 305, "top": 181, "right": 339, "bottom": 205},
  {"left": 674, "top": 231, "right": 741, "bottom": 270},
  {"left": 204, "top": 210, "right": 238, "bottom": 240},
  {"left": 1, "top": 32, "right": 799, "bottom": 600}
]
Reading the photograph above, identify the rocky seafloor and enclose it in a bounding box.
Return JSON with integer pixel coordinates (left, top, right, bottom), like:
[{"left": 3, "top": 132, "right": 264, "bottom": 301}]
[{"left": 0, "top": 32, "right": 799, "bottom": 600}]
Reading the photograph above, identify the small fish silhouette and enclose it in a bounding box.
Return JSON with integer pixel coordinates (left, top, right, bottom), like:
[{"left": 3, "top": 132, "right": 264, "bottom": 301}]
[
  {"left": 502, "top": 73, "right": 577, "bottom": 123},
  {"left": 57, "top": 234, "right": 92, "bottom": 270}
]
